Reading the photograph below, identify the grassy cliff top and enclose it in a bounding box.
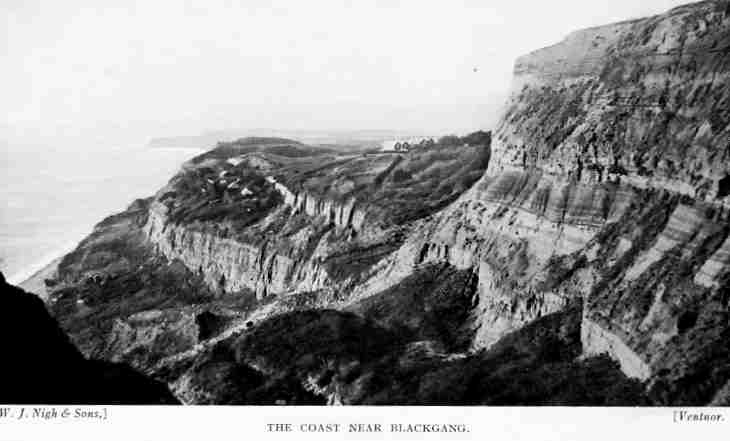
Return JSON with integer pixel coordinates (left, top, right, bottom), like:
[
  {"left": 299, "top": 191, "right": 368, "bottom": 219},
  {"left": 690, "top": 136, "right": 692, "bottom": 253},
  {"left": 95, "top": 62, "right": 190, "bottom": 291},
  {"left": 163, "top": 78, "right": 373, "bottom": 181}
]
[
  {"left": 159, "top": 132, "right": 491, "bottom": 234},
  {"left": 190, "top": 137, "right": 337, "bottom": 165}
]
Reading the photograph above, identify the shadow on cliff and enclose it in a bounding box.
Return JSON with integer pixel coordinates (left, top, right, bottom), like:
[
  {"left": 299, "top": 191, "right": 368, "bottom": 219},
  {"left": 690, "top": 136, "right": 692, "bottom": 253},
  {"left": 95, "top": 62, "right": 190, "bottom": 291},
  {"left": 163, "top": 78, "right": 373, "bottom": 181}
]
[
  {"left": 168, "top": 292, "right": 647, "bottom": 405},
  {"left": 0, "top": 272, "right": 178, "bottom": 404},
  {"left": 407, "top": 306, "right": 648, "bottom": 405}
]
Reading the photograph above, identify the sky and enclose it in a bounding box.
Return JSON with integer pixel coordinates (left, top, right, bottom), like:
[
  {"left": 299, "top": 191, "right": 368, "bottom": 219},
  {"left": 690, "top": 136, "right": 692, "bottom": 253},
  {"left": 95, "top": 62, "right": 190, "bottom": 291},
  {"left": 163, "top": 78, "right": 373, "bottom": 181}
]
[{"left": 1, "top": 0, "right": 698, "bottom": 145}]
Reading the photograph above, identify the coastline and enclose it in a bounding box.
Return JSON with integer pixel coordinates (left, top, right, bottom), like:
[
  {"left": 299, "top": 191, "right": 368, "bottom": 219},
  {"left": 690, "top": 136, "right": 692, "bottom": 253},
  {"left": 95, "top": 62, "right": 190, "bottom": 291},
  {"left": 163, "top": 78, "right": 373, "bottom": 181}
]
[
  {"left": 18, "top": 256, "right": 63, "bottom": 300},
  {"left": 8, "top": 239, "right": 80, "bottom": 299},
  {"left": 3, "top": 145, "right": 205, "bottom": 299}
]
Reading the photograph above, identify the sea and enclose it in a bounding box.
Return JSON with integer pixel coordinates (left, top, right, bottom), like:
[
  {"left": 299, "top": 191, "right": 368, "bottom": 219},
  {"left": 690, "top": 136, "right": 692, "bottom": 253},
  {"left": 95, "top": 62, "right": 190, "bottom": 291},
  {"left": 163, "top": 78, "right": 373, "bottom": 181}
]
[{"left": 0, "top": 143, "right": 203, "bottom": 285}]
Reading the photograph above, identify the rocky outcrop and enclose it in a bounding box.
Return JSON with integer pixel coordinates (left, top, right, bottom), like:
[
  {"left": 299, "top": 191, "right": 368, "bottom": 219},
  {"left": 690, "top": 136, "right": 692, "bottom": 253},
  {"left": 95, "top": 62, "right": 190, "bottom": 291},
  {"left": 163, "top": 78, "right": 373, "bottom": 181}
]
[
  {"left": 267, "top": 177, "right": 364, "bottom": 230},
  {"left": 493, "top": 1, "right": 730, "bottom": 205},
  {"left": 104, "top": 307, "right": 235, "bottom": 370},
  {"left": 144, "top": 201, "right": 336, "bottom": 298},
  {"left": 581, "top": 318, "right": 652, "bottom": 380},
  {"left": 351, "top": 169, "right": 634, "bottom": 349},
  {"left": 695, "top": 233, "right": 730, "bottom": 287},
  {"left": 623, "top": 203, "right": 710, "bottom": 280}
]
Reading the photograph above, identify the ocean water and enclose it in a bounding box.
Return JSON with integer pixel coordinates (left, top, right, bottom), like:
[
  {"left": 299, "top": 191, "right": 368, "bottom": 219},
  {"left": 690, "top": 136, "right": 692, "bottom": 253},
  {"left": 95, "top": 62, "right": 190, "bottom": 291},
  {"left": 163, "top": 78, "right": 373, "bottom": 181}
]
[{"left": 0, "top": 144, "right": 202, "bottom": 284}]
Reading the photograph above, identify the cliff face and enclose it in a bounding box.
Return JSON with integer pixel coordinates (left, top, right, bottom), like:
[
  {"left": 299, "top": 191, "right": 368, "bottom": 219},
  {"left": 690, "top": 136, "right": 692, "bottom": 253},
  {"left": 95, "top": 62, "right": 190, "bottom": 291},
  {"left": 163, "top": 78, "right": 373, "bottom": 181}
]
[
  {"left": 495, "top": 0, "right": 730, "bottom": 202},
  {"left": 332, "top": 0, "right": 730, "bottom": 404},
  {"left": 351, "top": 171, "right": 635, "bottom": 350},
  {"left": 144, "top": 200, "right": 343, "bottom": 298},
  {"left": 39, "top": 1, "right": 730, "bottom": 406},
  {"left": 367, "top": 0, "right": 730, "bottom": 402},
  {"left": 494, "top": 1, "right": 730, "bottom": 404},
  {"left": 142, "top": 140, "right": 488, "bottom": 300}
]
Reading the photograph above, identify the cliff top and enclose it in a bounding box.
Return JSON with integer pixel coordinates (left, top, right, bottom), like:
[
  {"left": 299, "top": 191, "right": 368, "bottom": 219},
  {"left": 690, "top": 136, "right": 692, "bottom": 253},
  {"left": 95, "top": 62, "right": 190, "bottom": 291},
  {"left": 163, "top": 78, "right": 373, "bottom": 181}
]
[
  {"left": 153, "top": 131, "right": 491, "bottom": 240},
  {"left": 495, "top": 0, "right": 730, "bottom": 204},
  {"left": 190, "top": 137, "right": 336, "bottom": 165},
  {"left": 514, "top": 0, "right": 727, "bottom": 76}
]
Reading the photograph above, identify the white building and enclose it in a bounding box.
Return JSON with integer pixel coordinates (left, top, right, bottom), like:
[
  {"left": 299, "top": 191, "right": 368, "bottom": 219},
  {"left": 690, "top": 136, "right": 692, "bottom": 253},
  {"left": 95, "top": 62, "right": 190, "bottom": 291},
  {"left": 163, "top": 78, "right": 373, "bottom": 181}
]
[{"left": 380, "top": 137, "right": 434, "bottom": 152}]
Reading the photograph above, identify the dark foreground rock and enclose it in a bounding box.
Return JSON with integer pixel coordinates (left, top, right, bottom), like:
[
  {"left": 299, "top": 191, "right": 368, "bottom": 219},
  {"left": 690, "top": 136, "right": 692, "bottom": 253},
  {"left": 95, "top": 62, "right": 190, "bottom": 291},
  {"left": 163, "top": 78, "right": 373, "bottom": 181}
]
[
  {"left": 160, "top": 304, "right": 646, "bottom": 405},
  {"left": 0, "top": 272, "right": 178, "bottom": 404}
]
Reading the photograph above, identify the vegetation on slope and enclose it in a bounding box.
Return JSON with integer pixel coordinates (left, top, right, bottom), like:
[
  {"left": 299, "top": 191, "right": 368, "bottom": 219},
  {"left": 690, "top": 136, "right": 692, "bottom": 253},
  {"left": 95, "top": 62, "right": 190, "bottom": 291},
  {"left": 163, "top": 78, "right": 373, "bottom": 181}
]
[
  {"left": 171, "top": 301, "right": 646, "bottom": 405},
  {"left": 48, "top": 199, "right": 252, "bottom": 362},
  {"left": 190, "top": 137, "right": 336, "bottom": 164},
  {"left": 163, "top": 164, "right": 282, "bottom": 228}
]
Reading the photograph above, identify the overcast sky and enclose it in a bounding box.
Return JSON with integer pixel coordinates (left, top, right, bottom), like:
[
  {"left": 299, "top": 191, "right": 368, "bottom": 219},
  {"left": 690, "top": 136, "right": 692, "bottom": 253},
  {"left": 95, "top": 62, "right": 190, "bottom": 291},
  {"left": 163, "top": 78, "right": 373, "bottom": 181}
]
[{"left": 2, "top": 0, "right": 696, "bottom": 143}]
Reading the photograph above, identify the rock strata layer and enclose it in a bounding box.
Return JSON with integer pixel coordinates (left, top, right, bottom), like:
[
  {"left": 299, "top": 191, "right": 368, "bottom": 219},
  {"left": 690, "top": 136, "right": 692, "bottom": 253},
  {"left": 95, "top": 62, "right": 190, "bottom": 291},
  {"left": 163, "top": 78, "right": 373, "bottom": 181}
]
[{"left": 349, "top": 1, "right": 730, "bottom": 402}]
